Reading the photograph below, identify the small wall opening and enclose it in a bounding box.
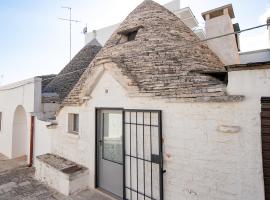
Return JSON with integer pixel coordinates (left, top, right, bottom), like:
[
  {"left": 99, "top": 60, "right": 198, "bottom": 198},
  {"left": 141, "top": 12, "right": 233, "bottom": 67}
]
[
  {"left": 12, "top": 105, "right": 28, "bottom": 158},
  {"left": 117, "top": 26, "right": 143, "bottom": 44}
]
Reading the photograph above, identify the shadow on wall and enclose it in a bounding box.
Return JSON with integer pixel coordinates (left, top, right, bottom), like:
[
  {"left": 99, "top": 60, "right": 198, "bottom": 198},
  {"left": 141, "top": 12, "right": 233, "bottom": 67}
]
[{"left": 12, "top": 105, "right": 28, "bottom": 159}]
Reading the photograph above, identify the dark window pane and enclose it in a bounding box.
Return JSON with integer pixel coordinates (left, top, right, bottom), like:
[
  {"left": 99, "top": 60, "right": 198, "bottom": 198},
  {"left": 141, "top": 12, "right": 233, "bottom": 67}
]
[
  {"left": 73, "top": 114, "right": 79, "bottom": 133},
  {"left": 127, "top": 31, "right": 138, "bottom": 41}
]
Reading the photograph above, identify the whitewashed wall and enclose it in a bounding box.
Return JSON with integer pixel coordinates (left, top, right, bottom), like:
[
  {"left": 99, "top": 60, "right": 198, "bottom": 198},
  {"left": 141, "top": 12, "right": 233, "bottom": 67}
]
[
  {"left": 33, "top": 119, "right": 52, "bottom": 163},
  {"left": 0, "top": 77, "right": 42, "bottom": 159},
  {"left": 50, "top": 68, "right": 270, "bottom": 200}
]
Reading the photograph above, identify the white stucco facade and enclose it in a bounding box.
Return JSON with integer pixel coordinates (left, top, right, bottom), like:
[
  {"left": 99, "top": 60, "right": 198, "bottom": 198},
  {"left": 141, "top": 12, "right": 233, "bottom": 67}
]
[
  {"left": 0, "top": 2, "right": 268, "bottom": 198},
  {"left": 45, "top": 66, "right": 270, "bottom": 200},
  {"left": 0, "top": 77, "right": 53, "bottom": 162},
  {"left": 0, "top": 61, "right": 269, "bottom": 200},
  {"left": 0, "top": 77, "right": 41, "bottom": 158},
  {"left": 33, "top": 119, "right": 53, "bottom": 161}
]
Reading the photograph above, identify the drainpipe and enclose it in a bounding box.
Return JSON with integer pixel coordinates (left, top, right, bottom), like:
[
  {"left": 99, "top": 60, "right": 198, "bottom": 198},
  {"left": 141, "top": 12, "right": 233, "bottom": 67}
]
[{"left": 28, "top": 116, "right": 35, "bottom": 167}]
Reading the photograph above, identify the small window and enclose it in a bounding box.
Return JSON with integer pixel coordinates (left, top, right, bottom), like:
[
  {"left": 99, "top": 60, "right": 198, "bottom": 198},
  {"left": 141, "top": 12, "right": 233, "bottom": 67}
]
[
  {"left": 0, "top": 112, "right": 2, "bottom": 132},
  {"left": 68, "top": 113, "right": 79, "bottom": 134},
  {"left": 118, "top": 28, "right": 140, "bottom": 44},
  {"left": 126, "top": 30, "right": 138, "bottom": 41}
]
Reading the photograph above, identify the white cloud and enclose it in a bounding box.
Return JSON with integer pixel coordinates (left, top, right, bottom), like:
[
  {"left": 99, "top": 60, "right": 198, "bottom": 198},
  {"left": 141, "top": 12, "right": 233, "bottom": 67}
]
[
  {"left": 259, "top": 7, "right": 270, "bottom": 24},
  {"left": 240, "top": 6, "right": 270, "bottom": 52},
  {"left": 241, "top": 30, "right": 269, "bottom": 52}
]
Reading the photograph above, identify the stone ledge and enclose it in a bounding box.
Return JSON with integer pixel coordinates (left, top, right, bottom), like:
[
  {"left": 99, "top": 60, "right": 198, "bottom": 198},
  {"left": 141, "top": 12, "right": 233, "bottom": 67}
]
[
  {"left": 162, "top": 95, "right": 245, "bottom": 103},
  {"left": 226, "top": 61, "right": 270, "bottom": 71},
  {"left": 35, "top": 153, "right": 89, "bottom": 196}
]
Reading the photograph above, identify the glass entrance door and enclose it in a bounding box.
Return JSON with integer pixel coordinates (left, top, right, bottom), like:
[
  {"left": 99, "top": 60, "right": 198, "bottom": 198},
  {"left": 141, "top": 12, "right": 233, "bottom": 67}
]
[{"left": 97, "top": 109, "right": 123, "bottom": 198}]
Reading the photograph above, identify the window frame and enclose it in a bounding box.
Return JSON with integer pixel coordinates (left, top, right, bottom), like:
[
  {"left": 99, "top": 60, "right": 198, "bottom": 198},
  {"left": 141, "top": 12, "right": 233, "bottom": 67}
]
[
  {"left": 68, "top": 113, "right": 79, "bottom": 135},
  {"left": 101, "top": 111, "right": 123, "bottom": 164}
]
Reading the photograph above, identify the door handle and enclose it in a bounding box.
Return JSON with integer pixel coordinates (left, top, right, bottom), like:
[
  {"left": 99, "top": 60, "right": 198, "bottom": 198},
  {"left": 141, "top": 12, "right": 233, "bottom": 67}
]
[{"left": 98, "top": 139, "right": 103, "bottom": 145}]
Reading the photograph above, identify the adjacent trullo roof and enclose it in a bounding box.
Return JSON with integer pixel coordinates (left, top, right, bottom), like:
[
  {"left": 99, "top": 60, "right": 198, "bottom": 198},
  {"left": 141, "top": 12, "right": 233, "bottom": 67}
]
[
  {"left": 63, "top": 0, "right": 232, "bottom": 105},
  {"left": 43, "top": 39, "right": 102, "bottom": 102}
]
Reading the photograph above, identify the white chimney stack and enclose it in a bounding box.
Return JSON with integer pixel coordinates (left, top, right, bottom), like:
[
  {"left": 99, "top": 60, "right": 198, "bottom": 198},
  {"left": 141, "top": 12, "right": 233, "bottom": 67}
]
[
  {"left": 202, "top": 4, "right": 240, "bottom": 65},
  {"left": 93, "top": 30, "right": 97, "bottom": 39}
]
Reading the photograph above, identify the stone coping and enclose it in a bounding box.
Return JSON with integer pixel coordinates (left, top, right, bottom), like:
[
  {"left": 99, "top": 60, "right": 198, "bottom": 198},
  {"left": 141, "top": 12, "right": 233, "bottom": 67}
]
[
  {"left": 151, "top": 94, "right": 245, "bottom": 103},
  {"left": 36, "top": 154, "right": 88, "bottom": 177},
  {"left": 0, "top": 77, "right": 41, "bottom": 91},
  {"left": 226, "top": 61, "right": 270, "bottom": 71}
]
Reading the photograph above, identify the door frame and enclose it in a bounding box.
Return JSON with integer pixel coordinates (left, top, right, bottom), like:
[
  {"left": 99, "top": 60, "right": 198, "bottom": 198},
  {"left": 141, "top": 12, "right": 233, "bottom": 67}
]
[
  {"left": 95, "top": 108, "right": 164, "bottom": 199},
  {"left": 261, "top": 97, "right": 270, "bottom": 199},
  {"left": 123, "top": 109, "right": 164, "bottom": 200},
  {"left": 95, "top": 107, "right": 125, "bottom": 198}
]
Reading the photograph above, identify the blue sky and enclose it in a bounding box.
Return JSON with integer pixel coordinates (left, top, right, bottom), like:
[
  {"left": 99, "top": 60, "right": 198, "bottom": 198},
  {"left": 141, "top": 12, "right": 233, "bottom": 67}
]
[{"left": 0, "top": 0, "right": 269, "bottom": 85}]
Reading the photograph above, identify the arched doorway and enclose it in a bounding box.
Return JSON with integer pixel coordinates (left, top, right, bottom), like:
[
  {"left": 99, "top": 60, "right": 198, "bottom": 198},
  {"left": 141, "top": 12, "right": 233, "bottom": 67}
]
[{"left": 12, "top": 105, "right": 28, "bottom": 158}]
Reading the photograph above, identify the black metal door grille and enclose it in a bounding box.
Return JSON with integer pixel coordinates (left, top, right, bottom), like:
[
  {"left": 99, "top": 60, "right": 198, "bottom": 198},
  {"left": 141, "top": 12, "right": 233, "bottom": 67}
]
[
  {"left": 123, "top": 110, "right": 163, "bottom": 200},
  {"left": 261, "top": 97, "right": 270, "bottom": 200}
]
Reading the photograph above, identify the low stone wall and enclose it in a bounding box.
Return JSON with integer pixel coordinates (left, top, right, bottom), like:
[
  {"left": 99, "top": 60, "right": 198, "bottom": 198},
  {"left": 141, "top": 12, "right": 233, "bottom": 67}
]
[{"left": 35, "top": 153, "right": 89, "bottom": 196}]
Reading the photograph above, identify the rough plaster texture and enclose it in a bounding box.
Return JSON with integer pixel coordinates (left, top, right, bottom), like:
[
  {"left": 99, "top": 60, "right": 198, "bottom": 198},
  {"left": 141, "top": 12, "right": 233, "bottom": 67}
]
[{"left": 49, "top": 67, "right": 270, "bottom": 200}]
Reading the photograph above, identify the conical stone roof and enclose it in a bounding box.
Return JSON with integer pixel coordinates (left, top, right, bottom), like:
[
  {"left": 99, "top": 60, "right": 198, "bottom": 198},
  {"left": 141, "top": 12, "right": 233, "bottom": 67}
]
[
  {"left": 43, "top": 39, "right": 102, "bottom": 102},
  {"left": 64, "top": 0, "right": 229, "bottom": 105}
]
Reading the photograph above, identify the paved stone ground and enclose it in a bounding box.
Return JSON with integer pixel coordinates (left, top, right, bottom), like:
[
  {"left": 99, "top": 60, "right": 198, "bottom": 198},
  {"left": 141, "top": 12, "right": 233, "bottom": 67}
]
[
  {"left": 0, "top": 154, "right": 27, "bottom": 173},
  {"left": 0, "top": 157, "right": 114, "bottom": 200}
]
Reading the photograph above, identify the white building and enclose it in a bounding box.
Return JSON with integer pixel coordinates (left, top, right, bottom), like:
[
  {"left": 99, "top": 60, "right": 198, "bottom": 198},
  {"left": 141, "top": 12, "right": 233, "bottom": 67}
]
[
  {"left": 0, "top": 78, "right": 42, "bottom": 159},
  {"left": 0, "top": 40, "right": 101, "bottom": 163},
  {"left": 0, "top": 1, "right": 270, "bottom": 200}
]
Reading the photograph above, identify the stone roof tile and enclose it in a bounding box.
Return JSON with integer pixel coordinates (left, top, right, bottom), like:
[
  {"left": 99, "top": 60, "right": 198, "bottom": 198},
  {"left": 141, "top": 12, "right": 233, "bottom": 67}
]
[
  {"left": 43, "top": 39, "right": 102, "bottom": 102},
  {"left": 63, "top": 0, "right": 227, "bottom": 105}
]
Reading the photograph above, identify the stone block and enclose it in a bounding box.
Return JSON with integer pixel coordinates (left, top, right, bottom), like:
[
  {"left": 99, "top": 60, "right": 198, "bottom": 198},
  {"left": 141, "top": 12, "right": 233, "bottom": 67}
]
[{"left": 35, "top": 153, "right": 89, "bottom": 196}]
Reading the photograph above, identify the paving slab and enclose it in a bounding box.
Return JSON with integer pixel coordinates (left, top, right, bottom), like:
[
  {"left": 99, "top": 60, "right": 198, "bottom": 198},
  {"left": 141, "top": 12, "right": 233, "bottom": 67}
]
[
  {"left": 0, "top": 154, "right": 27, "bottom": 172},
  {"left": 0, "top": 165, "right": 114, "bottom": 200},
  {"left": 0, "top": 153, "right": 8, "bottom": 161}
]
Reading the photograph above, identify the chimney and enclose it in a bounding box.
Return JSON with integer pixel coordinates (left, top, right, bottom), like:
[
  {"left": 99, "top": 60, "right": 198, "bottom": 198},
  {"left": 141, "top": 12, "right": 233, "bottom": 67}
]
[
  {"left": 93, "top": 30, "right": 97, "bottom": 39},
  {"left": 202, "top": 4, "right": 240, "bottom": 65}
]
